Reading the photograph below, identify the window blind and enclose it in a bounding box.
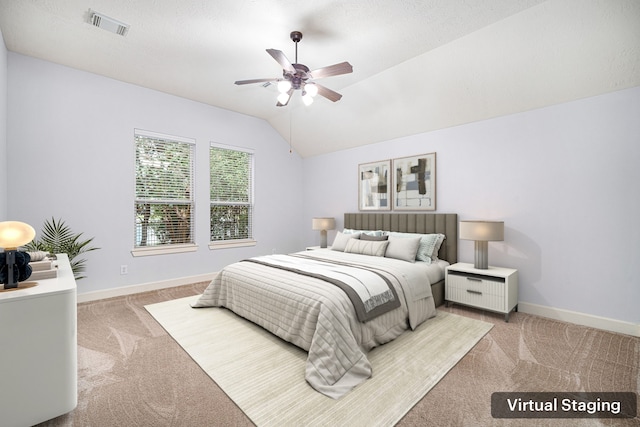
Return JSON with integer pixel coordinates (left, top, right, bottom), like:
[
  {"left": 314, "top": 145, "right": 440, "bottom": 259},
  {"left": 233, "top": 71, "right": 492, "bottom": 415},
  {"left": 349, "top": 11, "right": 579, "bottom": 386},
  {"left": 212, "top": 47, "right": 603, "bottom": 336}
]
[
  {"left": 135, "top": 130, "right": 195, "bottom": 248},
  {"left": 210, "top": 143, "right": 254, "bottom": 242}
]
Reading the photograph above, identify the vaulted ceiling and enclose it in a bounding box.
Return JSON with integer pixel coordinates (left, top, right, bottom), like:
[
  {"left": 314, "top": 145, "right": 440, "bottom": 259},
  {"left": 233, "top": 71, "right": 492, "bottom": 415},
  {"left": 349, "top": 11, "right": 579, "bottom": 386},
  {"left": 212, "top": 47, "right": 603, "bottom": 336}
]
[{"left": 1, "top": 0, "right": 638, "bottom": 157}]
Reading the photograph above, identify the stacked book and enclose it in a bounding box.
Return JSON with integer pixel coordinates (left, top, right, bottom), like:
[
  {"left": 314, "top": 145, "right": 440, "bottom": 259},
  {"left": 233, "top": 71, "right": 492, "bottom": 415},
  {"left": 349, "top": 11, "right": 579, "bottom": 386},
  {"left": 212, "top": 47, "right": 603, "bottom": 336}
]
[{"left": 30, "top": 257, "right": 58, "bottom": 280}]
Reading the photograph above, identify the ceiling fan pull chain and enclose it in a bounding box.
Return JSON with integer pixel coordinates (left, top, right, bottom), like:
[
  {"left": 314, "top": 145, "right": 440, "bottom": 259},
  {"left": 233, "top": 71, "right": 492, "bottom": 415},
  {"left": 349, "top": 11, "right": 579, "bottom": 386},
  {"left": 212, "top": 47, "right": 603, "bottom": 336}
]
[{"left": 289, "top": 108, "right": 293, "bottom": 154}]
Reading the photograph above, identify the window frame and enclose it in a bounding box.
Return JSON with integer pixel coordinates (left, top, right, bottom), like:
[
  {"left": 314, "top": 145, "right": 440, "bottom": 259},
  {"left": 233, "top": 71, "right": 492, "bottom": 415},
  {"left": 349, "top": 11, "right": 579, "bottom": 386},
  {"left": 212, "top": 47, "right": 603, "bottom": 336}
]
[
  {"left": 132, "top": 129, "right": 197, "bottom": 257},
  {"left": 209, "top": 142, "right": 256, "bottom": 250}
]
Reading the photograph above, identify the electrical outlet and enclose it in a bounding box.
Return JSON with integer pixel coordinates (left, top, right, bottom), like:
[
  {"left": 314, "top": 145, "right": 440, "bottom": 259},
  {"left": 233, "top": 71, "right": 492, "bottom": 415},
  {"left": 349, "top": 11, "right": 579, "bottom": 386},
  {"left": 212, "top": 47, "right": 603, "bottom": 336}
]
[{"left": 120, "top": 265, "right": 128, "bottom": 275}]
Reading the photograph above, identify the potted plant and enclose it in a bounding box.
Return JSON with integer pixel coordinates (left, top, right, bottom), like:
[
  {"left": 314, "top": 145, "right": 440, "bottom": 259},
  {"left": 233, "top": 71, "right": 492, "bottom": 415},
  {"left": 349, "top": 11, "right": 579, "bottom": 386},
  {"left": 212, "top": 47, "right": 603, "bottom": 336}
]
[{"left": 25, "top": 217, "right": 99, "bottom": 280}]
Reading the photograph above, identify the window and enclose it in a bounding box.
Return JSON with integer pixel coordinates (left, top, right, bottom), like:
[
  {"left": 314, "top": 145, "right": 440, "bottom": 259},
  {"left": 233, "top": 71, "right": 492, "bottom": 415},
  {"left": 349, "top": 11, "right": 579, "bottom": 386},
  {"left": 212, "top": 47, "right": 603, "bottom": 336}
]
[
  {"left": 134, "top": 130, "right": 196, "bottom": 256},
  {"left": 209, "top": 143, "right": 255, "bottom": 248}
]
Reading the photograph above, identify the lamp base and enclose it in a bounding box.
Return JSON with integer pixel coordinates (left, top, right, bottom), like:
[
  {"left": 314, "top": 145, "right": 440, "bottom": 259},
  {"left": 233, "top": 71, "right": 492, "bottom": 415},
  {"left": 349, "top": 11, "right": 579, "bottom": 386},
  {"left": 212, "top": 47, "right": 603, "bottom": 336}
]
[
  {"left": 2, "top": 250, "right": 19, "bottom": 289},
  {"left": 1, "top": 250, "right": 34, "bottom": 289},
  {"left": 473, "top": 241, "right": 489, "bottom": 269},
  {"left": 320, "top": 230, "right": 328, "bottom": 248}
]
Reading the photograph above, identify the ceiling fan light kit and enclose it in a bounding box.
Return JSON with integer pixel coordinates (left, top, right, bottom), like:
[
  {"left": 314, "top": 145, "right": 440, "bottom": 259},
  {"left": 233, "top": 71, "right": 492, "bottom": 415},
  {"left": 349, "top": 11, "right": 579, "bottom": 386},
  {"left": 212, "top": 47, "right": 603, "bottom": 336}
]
[
  {"left": 302, "top": 92, "right": 314, "bottom": 106},
  {"left": 235, "top": 31, "right": 353, "bottom": 107},
  {"left": 304, "top": 83, "right": 318, "bottom": 97},
  {"left": 277, "top": 91, "right": 291, "bottom": 105}
]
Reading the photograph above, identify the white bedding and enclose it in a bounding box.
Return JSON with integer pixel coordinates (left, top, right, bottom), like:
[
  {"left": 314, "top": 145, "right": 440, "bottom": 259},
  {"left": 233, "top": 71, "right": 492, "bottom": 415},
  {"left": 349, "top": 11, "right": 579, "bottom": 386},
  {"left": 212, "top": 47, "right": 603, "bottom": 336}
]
[
  {"left": 192, "top": 250, "right": 442, "bottom": 398},
  {"left": 427, "top": 259, "right": 450, "bottom": 284}
]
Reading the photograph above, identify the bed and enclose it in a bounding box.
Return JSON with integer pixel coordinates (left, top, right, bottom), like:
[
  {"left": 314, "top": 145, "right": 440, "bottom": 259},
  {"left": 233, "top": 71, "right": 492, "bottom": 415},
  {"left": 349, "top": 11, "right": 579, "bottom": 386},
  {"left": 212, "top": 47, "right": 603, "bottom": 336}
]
[
  {"left": 343, "top": 213, "right": 457, "bottom": 307},
  {"left": 192, "top": 213, "right": 458, "bottom": 399}
]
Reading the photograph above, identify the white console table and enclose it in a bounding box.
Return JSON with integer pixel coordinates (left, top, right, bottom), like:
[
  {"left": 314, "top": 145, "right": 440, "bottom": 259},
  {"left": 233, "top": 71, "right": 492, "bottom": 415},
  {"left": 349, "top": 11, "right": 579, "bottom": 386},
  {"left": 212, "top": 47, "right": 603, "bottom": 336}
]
[{"left": 0, "top": 254, "right": 77, "bottom": 427}]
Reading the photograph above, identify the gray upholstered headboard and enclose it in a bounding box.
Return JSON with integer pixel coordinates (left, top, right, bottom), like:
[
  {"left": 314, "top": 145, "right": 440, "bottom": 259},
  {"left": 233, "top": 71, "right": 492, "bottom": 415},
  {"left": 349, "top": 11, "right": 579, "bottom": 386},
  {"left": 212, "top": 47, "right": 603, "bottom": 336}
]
[{"left": 343, "top": 213, "right": 458, "bottom": 265}]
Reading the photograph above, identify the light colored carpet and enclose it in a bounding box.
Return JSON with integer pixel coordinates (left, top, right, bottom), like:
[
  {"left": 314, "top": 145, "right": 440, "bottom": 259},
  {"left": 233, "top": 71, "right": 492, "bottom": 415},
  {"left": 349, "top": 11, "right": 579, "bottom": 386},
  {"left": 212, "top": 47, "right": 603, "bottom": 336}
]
[{"left": 146, "top": 295, "right": 493, "bottom": 427}]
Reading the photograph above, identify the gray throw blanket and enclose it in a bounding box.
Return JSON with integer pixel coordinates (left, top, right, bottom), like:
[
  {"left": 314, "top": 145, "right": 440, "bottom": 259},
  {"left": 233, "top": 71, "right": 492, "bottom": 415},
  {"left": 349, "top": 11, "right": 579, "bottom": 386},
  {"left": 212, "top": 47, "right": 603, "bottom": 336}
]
[{"left": 243, "top": 254, "right": 400, "bottom": 322}]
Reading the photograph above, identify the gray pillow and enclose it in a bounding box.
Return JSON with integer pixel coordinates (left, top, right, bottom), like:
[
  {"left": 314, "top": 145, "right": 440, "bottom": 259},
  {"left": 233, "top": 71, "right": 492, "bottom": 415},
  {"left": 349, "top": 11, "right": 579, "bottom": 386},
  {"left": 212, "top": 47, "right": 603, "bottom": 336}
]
[
  {"left": 360, "top": 234, "right": 389, "bottom": 241},
  {"left": 384, "top": 235, "right": 421, "bottom": 262}
]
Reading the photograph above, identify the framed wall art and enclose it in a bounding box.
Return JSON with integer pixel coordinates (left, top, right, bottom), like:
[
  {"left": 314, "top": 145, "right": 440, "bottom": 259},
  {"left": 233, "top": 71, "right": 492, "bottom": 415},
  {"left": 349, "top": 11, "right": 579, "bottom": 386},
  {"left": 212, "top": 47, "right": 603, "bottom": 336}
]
[
  {"left": 392, "top": 153, "right": 436, "bottom": 211},
  {"left": 358, "top": 160, "right": 391, "bottom": 211}
]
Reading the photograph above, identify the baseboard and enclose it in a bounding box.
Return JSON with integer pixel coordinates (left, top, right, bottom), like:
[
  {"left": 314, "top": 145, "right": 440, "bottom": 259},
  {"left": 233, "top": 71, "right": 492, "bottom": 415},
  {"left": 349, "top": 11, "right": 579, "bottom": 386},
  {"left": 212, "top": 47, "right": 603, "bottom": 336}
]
[
  {"left": 518, "top": 302, "right": 639, "bottom": 337},
  {"left": 77, "top": 272, "right": 217, "bottom": 303}
]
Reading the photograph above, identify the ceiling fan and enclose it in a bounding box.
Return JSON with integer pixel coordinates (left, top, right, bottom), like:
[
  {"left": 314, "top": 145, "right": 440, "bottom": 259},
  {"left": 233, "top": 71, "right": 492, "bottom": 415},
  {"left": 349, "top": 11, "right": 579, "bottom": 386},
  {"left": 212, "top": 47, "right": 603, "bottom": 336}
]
[{"left": 234, "top": 31, "right": 353, "bottom": 107}]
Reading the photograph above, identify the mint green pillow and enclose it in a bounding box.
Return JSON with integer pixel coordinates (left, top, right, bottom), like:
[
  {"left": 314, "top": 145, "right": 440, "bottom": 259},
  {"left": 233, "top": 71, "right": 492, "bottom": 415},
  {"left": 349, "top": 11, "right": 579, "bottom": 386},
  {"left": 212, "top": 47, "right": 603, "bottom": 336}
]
[{"left": 343, "top": 228, "right": 385, "bottom": 237}]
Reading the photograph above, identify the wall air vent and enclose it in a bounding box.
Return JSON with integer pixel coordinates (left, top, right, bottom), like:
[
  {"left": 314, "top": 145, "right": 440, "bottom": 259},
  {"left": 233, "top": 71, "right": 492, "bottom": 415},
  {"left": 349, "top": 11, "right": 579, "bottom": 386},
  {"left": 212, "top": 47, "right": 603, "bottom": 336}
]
[{"left": 89, "top": 10, "right": 129, "bottom": 36}]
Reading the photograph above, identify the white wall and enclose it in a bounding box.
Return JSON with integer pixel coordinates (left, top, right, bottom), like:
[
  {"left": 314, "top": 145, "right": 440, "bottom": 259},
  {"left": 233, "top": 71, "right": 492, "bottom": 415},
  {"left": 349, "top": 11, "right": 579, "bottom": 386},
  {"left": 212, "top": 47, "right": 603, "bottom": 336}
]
[
  {"left": 5, "top": 49, "right": 639, "bottom": 330},
  {"left": 303, "top": 87, "right": 640, "bottom": 326},
  {"left": 7, "top": 53, "right": 305, "bottom": 294},
  {"left": 0, "top": 28, "right": 7, "bottom": 219}
]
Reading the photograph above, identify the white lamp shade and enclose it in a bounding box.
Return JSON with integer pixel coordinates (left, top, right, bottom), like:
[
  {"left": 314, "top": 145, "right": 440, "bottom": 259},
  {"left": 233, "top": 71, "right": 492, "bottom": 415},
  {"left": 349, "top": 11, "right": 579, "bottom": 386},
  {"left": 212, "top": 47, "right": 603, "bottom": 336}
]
[
  {"left": 277, "top": 92, "right": 291, "bottom": 105},
  {"left": 312, "top": 217, "right": 336, "bottom": 231},
  {"left": 302, "top": 93, "right": 314, "bottom": 106},
  {"left": 459, "top": 221, "right": 504, "bottom": 241},
  {"left": 277, "top": 80, "right": 292, "bottom": 93},
  {"left": 304, "top": 83, "right": 318, "bottom": 97},
  {"left": 0, "top": 221, "right": 36, "bottom": 249}
]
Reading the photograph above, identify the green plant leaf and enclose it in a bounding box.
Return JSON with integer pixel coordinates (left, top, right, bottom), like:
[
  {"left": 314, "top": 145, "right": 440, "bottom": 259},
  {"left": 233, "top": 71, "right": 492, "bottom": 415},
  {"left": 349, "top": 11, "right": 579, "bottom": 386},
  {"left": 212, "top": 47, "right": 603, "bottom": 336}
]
[{"left": 26, "top": 217, "right": 99, "bottom": 280}]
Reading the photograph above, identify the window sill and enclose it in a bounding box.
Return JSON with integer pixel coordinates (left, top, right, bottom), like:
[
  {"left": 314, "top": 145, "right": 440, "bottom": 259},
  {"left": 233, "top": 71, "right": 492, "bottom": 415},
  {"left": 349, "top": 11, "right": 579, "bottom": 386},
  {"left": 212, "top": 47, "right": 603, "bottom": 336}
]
[
  {"left": 209, "top": 239, "right": 257, "bottom": 250},
  {"left": 131, "top": 244, "right": 198, "bottom": 257}
]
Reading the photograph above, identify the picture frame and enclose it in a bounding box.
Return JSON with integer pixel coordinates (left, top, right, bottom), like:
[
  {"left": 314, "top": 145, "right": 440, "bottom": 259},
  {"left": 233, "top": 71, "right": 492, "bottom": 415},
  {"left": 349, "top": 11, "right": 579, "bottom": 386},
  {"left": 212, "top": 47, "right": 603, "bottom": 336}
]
[
  {"left": 392, "top": 153, "right": 436, "bottom": 211},
  {"left": 358, "top": 160, "right": 391, "bottom": 211}
]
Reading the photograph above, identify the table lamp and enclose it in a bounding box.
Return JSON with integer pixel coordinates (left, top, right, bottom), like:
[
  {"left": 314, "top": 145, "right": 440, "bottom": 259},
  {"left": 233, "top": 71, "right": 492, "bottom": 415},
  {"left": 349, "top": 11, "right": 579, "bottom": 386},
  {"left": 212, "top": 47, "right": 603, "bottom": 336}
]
[
  {"left": 0, "top": 221, "right": 36, "bottom": 289},
  {"left": 312, "top": 217, "right": 335, "bottom": 248},
  {"left": 459, "top": 220, "right": 504, "bottom": 269}
]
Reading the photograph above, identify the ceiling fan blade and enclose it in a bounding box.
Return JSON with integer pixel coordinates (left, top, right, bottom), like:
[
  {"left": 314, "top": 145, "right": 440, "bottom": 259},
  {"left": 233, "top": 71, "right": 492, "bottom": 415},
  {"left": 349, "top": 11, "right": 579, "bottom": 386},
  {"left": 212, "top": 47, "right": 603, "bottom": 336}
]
[
  {"left": 276, "top": 89, "right": 294, "bottom": 107},
  {"left": 308, "top": 62, "right": 353, "bottom": 79},
  {"left": 234, "top": 78, "right": 276, "bottom": 85},
  {"left": 266, "top": 49, "right": 295, "bottom": 73},
  {"left": 315, "top": 84, "right": 343, "bottom": 102}
]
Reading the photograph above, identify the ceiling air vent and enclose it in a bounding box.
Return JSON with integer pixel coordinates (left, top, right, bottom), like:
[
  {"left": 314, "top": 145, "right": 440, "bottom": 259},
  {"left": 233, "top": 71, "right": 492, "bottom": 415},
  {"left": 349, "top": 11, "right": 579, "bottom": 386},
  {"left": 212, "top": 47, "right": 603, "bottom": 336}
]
[{"left": 89, "top": 10, "right": 129, "bottom": 36}]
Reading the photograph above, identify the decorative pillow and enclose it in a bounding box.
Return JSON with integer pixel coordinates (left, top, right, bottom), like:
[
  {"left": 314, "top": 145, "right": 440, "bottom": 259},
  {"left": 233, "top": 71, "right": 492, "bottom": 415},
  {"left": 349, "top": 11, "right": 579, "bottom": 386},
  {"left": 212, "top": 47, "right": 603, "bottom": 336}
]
[
  {"left": 387, "top": 232, "right": 445, "bottom": 264},
  {"left": 384, "top": 235, "right": 421, "bottom": 263},
  {"left": 344, "top": 239, "right": 389, "bottom": 257},
  {"left": 431, "top": 234, "right": 446, "bottom": 260},
  {"left": 331, "top": 231, "right": 360, "bottom": 251},
  {"left": 360, "top": 234, "right": 389, "bottom": 241},
  {"left": 343, "top": 228, "right": 385, "bottom": 237}
]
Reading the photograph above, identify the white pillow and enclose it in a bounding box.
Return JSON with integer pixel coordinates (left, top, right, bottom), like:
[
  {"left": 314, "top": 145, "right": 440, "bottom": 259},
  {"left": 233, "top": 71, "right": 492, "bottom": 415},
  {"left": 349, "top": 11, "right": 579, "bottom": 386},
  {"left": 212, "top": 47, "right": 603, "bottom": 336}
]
[
  {"left": 387, "top": 232, "right": 445, "bottom": 263},
  {"left": 384, "top": 235, "right": 421, "bottom": 263},
  {"left": 344, "top": 239, "right": 389, "bottom": 257},
  {"left": 331, "top": 231, "right": 360, "bottom": 251}
]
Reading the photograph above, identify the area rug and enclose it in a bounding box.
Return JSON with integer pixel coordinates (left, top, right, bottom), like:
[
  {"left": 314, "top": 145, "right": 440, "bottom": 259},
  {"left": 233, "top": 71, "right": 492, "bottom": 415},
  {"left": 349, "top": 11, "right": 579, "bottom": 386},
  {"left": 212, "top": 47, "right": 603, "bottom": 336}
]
[{"left": 146, "top": 295, "right": 493, "bottom": 427}]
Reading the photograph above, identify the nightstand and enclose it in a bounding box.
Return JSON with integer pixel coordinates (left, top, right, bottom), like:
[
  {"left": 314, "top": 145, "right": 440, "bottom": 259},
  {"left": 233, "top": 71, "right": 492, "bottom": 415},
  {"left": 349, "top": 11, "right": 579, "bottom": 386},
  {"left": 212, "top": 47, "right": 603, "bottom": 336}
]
[{"left": 445, "top": 262, "right": 518, "bottom": 322}]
